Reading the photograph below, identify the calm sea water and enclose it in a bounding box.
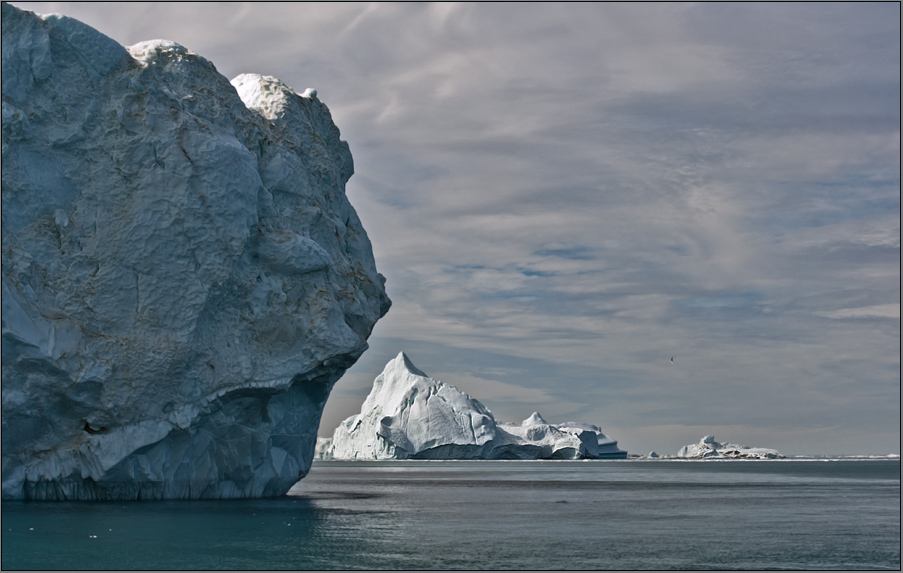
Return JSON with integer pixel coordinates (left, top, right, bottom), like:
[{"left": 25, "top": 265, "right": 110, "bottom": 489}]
[{"left": 2, "top": 459, "right": 899, "bottom": 570}]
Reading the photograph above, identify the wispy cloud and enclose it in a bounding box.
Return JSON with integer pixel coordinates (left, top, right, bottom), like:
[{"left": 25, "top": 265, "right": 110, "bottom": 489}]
[{"left": 817, "top": 304, "right": 900, "bottom": 320}]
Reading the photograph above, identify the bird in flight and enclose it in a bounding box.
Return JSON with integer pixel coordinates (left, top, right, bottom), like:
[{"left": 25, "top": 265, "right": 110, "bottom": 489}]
[{"left": 670, "top": 357, "right": 674, "bottom": 364}]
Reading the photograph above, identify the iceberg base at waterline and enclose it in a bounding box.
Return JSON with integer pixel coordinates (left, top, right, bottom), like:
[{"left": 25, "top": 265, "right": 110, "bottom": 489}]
[{"left": 321, "top": 352, "right": 627, "bottom": 460}]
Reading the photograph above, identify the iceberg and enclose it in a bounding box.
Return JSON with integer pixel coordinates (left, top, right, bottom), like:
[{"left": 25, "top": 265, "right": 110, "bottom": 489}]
[
  {"left": 325, "top": 353, "right": 627, "bottom": 460},
  {"left": 676, "top": 435, "right": 784, "bottom": 459},
  {"left": 1, "top": 4, "right": 390, "bottom": 499}
]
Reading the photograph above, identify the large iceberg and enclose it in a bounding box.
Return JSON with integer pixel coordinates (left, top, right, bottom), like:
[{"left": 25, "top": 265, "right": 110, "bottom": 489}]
[
  {"left": 676, "top": 435, "right": 784, "bottom": 459},
  {"left": 1, "top": 4, "right": 390, "bottom": 500},
  {"left": 325, "top": 353, "right": 627, "bottom": 459}
]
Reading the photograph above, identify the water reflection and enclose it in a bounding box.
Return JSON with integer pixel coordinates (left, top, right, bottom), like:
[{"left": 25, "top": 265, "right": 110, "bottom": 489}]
[{"left": 2, "top": 497, "right": 334, "bottom": 570}]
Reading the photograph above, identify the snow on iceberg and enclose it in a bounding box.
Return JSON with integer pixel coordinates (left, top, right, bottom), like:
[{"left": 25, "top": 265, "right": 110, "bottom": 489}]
[
  {"left": 325, "top": 352, "right": 627, "bottom": 460},
  {"left": 677, "top": 435, "right": 784, "bottom": 459},
  {"left": 1, "top": 4, "right": 390, "bottom": 500}
]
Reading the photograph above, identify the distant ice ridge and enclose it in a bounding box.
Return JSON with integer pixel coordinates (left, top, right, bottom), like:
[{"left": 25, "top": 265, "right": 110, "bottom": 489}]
[
  {"left": 676, "top": 435, "right": 784, "bottom": 459},
  {"left": 322, "top": 353, "right": 627, "bottom": 460},
  {"left": 1, "top": 4, "right": 390, "bottom": 500}
]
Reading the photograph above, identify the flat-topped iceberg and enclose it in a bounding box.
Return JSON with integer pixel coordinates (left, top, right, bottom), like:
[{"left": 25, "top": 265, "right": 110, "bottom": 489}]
[
  {"left": 1, "top": 4, "right": 389, "bottom": 500},
  {"left": 677, "top": 435, "right": 784, "bottom": 459},
  {"left": 324, "top": 352, "right": 627, "bottom": 460}
]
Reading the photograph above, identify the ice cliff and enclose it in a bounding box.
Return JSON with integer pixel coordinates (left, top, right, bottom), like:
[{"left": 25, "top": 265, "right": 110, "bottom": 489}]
[
  {"left": 324, "top": 353, "right": 627, "bottom": 460},
  {"left": 677, "top": 436, "right": 784, "bottom": 459},
  {"left": 1, "top": 4, "right": 390, "bottom": 500}
]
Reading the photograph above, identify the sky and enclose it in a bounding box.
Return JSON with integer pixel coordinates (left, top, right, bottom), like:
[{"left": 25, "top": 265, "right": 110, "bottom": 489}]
[{"left": 12, "top": 2, "right": 900, "bottom": 456}]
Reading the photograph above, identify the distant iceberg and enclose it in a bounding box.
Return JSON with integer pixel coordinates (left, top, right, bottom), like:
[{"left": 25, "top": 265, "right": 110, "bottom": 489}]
[
  {"left": 322, "top": 352, "right": 627, "bottom": 460},
  {"left": 677, "top": 435, "right": 784, "bottom": 459}
]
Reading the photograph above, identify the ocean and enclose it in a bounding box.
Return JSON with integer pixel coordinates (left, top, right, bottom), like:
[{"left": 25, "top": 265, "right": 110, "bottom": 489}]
[{"left": 2, "top": 459, "right": 899, "bottom": 570}]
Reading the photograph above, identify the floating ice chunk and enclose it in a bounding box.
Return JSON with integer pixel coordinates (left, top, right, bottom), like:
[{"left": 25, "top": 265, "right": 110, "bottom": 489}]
[
  {"left": 677, "top": 435, "right": 784, "bottom": 459},
  {"left": 326, "top": 353, "right": 626, "bottom": 460}
]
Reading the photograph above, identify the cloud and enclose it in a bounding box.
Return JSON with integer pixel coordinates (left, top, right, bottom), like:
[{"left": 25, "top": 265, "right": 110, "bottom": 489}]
[{"left": 816, "top": 304, "right": 901, "bottom": 320}]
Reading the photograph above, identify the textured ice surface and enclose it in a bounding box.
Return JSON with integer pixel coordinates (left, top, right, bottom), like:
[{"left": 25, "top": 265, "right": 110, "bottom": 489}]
[
  {"left": 676, "top": 435, "right": 784, "bottom": 459},
  {"left": 1, "top": 4, "right": 390, "bottom": 499},
  {"left": 325, "top": 353, "right": 626, "bottom": 460}
]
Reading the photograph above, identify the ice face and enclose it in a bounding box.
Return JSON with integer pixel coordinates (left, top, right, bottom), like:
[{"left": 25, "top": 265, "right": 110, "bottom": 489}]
[
  {"left": 329, "top": 353, "right": 497, "bottom": 459},
  {"left": 326, "top": 353, "right": 627, "bottom": 460},
  {"left": 522, "top": 411, "right": 549, "bottom": 426},
  {"left": 1, "top": 4, "right": 390, "bottom": 500}
]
